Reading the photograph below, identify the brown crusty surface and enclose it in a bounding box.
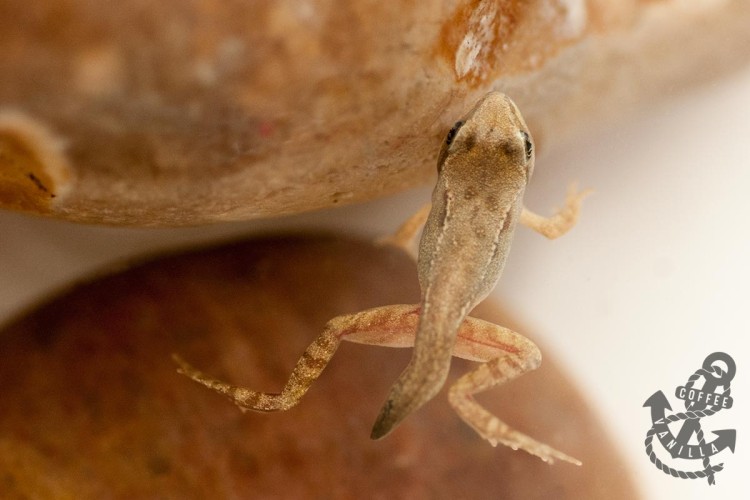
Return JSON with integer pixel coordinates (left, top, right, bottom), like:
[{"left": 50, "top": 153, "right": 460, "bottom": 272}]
[{"left": 1, "top": 0, "right": 748, "bottom": 225}]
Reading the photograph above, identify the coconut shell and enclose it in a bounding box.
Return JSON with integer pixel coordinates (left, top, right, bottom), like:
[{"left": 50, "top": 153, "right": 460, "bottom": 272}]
[
  {"left": 0, "top": 235, "right": 638, "bottom": 498},
  {"left": 0, "top": 0, "right": 748, "bottom": 224}
]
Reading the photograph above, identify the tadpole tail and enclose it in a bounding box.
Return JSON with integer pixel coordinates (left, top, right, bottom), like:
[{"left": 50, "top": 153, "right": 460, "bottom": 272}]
[{"left": 370, "top": 337, "right": 454, "bottom": 439}]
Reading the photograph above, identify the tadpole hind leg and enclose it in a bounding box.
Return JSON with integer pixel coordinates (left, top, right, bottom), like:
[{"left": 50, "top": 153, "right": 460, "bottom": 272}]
[
  {"left": 446, "top": 317, "right": 581, "bottom": 465},
  {"left": 173, "top": 304, "right": 423, "bottom": 412}
]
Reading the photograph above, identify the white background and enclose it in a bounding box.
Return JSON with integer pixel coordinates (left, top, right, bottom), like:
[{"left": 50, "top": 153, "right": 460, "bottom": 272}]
[{"left": 2, "top": 66, "right": 749, "bottom": 499}]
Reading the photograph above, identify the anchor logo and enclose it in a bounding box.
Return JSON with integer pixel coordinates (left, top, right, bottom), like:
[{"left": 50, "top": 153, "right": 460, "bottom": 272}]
[{"left": 643, "top": 352, "right": 736, "bottom": 485}]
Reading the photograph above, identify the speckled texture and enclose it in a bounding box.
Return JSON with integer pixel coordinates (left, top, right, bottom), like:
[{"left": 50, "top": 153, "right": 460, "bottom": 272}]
[
  {"left": 0, "top": 235, "right": 638, "bottom": 498},
  {"left": 0, "top": 0, "right": 750, "bottom": 225},
  {"left": 0, "top": 0, "right": 748, "bottom": 225}
]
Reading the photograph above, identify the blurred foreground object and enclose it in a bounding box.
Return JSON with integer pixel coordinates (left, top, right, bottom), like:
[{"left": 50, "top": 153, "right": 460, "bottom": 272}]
[{"left": 1, "top": 0, "right": 748, "bottom": 225}]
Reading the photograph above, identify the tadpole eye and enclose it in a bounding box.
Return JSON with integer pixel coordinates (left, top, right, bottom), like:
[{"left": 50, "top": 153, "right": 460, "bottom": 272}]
[
  {"left": 521, "top": 130, "right": 533, "bottom": 161},
  {"left": 445, "top": 120, "right": 464, "bottom": 146}
]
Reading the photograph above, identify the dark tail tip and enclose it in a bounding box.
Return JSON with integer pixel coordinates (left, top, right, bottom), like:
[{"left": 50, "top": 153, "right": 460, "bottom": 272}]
[{"left": 370, "top": 399, "right": 396, "bottom": 440}]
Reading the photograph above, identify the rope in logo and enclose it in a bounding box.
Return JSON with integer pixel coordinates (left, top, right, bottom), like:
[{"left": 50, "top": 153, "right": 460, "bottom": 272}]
[{"left": 644, "top": 363, "right": 731, "bottom": 484}]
